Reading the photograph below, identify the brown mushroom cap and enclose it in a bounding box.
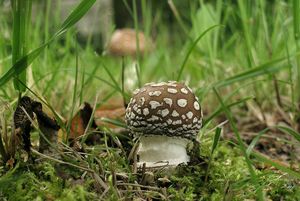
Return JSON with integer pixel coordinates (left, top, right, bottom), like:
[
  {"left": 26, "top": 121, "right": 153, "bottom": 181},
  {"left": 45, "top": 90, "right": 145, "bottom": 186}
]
[
  {"left": 107, "top": 28, "right": 151, "bottom": 57},
  {"left": 125, "top": 81, "right": 202, "bottom": 139}
]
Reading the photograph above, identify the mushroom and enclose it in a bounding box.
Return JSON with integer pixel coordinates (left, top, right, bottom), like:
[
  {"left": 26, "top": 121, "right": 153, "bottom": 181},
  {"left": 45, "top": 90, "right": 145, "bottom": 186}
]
[
  {"left": 107, "top": 28, "right": 154, "bottom": 89},
  {"left": 107, "top": 28, "right": 152, "bottom": 57},
  {"left": 125, "top": 81, "right": 202, "bottom": 167}
]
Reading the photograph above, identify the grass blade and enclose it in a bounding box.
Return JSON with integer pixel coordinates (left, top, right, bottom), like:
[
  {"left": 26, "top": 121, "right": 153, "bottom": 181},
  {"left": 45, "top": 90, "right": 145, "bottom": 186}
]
[
  {"left": 213, "top": 87, "right": 265, "bottom": 201},
  {"left": 167, "top": 0, "right": 191, "bottom": 38},
  {"left": 100, "top": 61, "right": 124, "bottom": 97},
  {"left": 204, "top": 79, "right": 267, "bottom": 126},
  {"left": 0, "top": 0, "right": 96, "bottom": 88},
  {"left": 133, "top": 0, "right": 141, "bottom": 87},
  {"left": 100, "top": 118, "right": 127, "bottom": 129},
  {"left": 54, "top": 0, "right": 96, "bottom": 38},
  {"left": 203, "top": 96, "right": 253, "bottom": 126},
  {"left": 211, "top": 127, "right": 222, "bottom": 155},
  {"left": 252, "top": 152, "right": 300, "bottom": 179},
  {"left": 66, "top": 41, "right": 80, "bottom": 142},
  {"left": 205, "top": 126, "right": 222, "bottom": 182},
  {"left": 277, "top": 126, "right": 300, "bottom": 143},
  {"left": 176, "top": 25, "right": 221, "bottom": 81},
  {"left": 11, "top": 0, "right": 32, "bottom": 92},
  {"left": 246, "top": 128, "right": 269, "bottom": 156},
  {"left": 293, "top": 0, "right": 300, "bottom": 104},
  {"left": 214, "top": 56, "right": 289, "bottom": 88},
  {"left": 0, "top": 45, "right": 46, "bottom": 87}
]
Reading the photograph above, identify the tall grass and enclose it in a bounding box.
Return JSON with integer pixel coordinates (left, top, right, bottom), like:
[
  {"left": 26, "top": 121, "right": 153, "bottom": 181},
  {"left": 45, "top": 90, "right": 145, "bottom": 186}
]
[
  {"left": 132, "top": 0, "right": 141, "bottom": 87},
  {"left": 11, "top": 0, "right": 32, "bottom": 93},
  {"left": 0, "top": 0, "right": 97, "bottom": 89},
  {"left": 293, "top": 0, "right": 300, "bottom": 117}
]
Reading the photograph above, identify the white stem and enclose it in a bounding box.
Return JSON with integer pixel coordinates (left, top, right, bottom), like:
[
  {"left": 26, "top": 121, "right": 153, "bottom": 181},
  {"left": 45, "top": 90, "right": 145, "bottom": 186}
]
[
  {"left": 137, "top": 135, "right": 190, "bottom": 168},
  {"left": 125, "top": 62, "right": 138, "bottom": 90}
]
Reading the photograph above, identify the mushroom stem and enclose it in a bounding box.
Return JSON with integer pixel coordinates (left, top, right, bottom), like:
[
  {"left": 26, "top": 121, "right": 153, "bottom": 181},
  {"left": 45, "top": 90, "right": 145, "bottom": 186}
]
[
  {"left": 124, "top": 61, "right": 138, "bottom": 90},
  {"left": 137, "top": 135, "right": 190, "bottom": 167}
]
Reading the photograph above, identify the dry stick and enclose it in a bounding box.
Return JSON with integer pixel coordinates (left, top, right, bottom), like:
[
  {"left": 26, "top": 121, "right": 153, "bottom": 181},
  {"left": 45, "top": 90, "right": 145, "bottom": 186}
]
[
  {"left": 112, "top": 167, "right": 117, "bottom": 187},
  {"left": 128, "top": 140, "right": 139, "bottom": 174},
  {"left": 0, "top": 116, "right": 8, "bottom": 162},
  {"left": 117, "top": 183, "right": 160, "bottom": 191},
  {"left": 133, "top": 143, "right": 139, "bottom": 174},
  {"left": 31, "top": 148, "right": 92, "bottom": 172},
  {"left": 119, "top": 189, "right": 167, "bottom": 199},
  {"left": 0, "top": 112, "right": 9, "bottom": 153},
  {"left": 9, "top": 121, "right": 17, "bottom": 159},
  {"left": 99, "top": 186, "right": 110, "bottom": 200},
  {"left": 92, "top": 172, "right": 109, "bottom": 191},
  {"left": 141, "top": 163, "right": 146, "bottom": 182},
  {"left": 32, "top": 148, "right": 109, "bottom": 191},
  {"left": 104, "top": 171, "right": 131, "bottom": 179},
  {"left": 59, "top": 142, "right": 109, "bottom": 191},
  {"left": 275, "top": 104, "right": 293, "bottom": 126},
  {"left": 95, "top": 157, "right": 105, "bottom": 176},
  {"left": 128, "top": 140, "right": 138, "bottom": 161},
  {"left": 160, "top": 187, "right": 168, "bottom": 200},
  {"left": 203, "top": 120, "right": 228, "bottom": 137},
  {"left": 134, "top": 181, "right": 144, "bottom": 198},
  {"left": 253, "top": 98, "right": 266, "bottom": 123},
  {"left": 103, "top": 127, "right": 126, "bottom": 154}
]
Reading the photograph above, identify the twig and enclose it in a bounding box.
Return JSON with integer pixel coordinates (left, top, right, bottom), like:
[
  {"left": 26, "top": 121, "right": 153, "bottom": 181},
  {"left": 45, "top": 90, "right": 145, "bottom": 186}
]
[
  {"left": 0, "top": 113, "right": 8, "bottom": 152},
  {"left": 31, "top": 148, "right": 93, "bottom": 172},
  {"left": 99, "top": 186, "right": 110, "bottom": 200},
  {"left": 92, "top": 172, "right": 109, "bottom": 191},
  {"left": 128, "top": 140, "right": 139, "bottom": 174},
  {"left": 117, "top": 183, "right": 160, "bottom": 191},
  {"left": 0, "top": 115, "right": 8, "bottom": 162}
]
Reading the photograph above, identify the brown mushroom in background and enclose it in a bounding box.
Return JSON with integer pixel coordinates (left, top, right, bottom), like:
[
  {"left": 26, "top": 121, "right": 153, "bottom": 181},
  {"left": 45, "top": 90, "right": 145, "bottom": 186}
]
[
  {"left": 107, "top": 28, "right": 153, "bottom": 58},
  {"left": 125, "top": 81, "right": 203, "bottom": 168},
  {"left": 106, "top": 28, "right": 154, "bottom": 90}
]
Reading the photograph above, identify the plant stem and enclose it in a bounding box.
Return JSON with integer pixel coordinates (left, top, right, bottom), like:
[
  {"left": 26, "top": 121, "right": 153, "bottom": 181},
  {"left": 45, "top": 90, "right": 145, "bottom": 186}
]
[
  {"left": 133, "top": 0, "right": 141, "bottom": 88},
  {"left": 293, "top": 0, "right": 300, "bottom": 115}
]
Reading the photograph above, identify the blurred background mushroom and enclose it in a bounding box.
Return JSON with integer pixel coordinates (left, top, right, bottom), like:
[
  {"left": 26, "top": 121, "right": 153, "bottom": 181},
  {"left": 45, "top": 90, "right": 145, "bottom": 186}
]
[
  {"left": 107, "top": 28, "right": 152, "bottom": 57},
  {"left": 106, "top": 28, "right": 154, "bottom": 91}
]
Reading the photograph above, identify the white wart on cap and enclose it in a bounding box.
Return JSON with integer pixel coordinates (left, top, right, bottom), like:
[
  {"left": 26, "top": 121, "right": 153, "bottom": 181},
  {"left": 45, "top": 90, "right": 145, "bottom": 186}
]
[{"left": 125, "top": 81, "right": 203, "bottom": 167}]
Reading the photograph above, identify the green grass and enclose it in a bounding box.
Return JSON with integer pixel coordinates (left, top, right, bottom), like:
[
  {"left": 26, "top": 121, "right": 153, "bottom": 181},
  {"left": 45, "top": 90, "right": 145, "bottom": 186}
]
[
  {"left": 11, "top": 0, "right": 32, "bottom": 92},
  {"left": 0, "top": 0, "right": 300, "bottom": 200}
]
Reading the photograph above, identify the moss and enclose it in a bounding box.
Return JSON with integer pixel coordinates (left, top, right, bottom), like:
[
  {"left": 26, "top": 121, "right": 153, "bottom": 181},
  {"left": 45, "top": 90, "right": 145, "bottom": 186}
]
[{"left": 0, "top": 162, "right": 97, "bottom": 201}]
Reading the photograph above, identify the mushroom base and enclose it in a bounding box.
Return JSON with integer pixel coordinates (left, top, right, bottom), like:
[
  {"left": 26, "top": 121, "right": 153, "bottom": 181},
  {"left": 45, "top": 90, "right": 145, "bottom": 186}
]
[{"left": 137, "top": 135, "right": 190, "bottom": 168}]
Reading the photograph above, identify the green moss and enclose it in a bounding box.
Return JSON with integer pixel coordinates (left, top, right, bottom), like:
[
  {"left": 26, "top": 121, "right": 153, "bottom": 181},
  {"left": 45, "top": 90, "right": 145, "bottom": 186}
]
[
  {"left": 0, "top": 162, "right": 97, "bottom": 201},
  {"left": 165, "top": 141, "right": 300, "bottom": 200}
]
